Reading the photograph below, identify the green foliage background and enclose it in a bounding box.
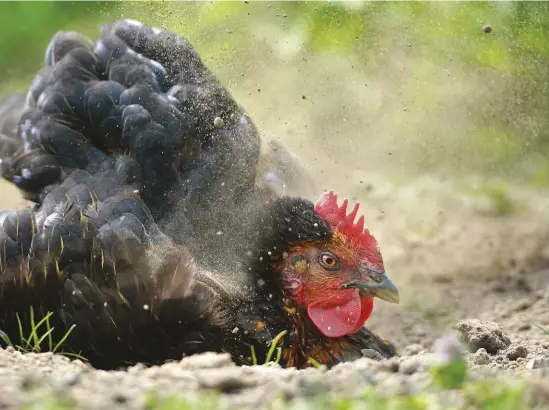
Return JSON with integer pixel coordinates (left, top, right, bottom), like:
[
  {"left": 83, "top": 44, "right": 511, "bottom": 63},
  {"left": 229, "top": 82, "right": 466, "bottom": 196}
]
[{"left": 1, "top": 1, "right": 548, "bottom": 184}]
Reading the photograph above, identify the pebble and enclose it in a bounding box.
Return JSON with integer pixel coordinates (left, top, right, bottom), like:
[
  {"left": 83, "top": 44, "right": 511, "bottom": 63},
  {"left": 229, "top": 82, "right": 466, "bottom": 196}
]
[
  {"left": 399, "top": 357, "right": 421, "bottom": 375},
  {"left": 472, "top": 348, "right": 492, "bottom": 365},
  {"left": 527, "top": 356, "right": 549, "bottom": 370},
  {"left": 456, "top": 319, "right": 511, "bottom": 354},
  {"left": 506, "top": 345, "right": 529, "bottom": 361},
  {"left": 361, "top": 349, "right": 384, "bottom": 361},
  {"left": 403, "top": 344, "right": 425, "bottom": 356}
]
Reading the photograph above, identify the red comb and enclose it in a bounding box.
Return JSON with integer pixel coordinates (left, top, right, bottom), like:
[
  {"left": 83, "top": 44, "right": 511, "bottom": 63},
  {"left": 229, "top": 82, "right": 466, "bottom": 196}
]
[{"left": 314, "top": 190, "right": 383, "bottom": 269}]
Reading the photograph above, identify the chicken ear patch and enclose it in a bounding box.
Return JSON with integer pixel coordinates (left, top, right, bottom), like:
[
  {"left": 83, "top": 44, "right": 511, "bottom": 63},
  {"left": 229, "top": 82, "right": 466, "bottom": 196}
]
[{"left": 307, "top": 291, "right": 363, "bottom": 338}]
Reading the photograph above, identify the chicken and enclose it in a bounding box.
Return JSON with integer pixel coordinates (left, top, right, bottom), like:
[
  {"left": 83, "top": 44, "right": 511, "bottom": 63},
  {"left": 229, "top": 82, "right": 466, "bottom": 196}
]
[
  {"left": 0, "top": 20, "right": 399, "bottom": 369},
  {"left": 0, "top": 166, "right": 228, "bottom": 369},
  {"left": 1, "top": 19, "right": 260, "bottom": 245}
]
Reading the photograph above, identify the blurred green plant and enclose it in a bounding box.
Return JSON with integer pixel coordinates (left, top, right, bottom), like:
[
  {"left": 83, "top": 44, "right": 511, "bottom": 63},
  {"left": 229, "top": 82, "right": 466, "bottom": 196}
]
[
  {"left": 431, "top": 357, "right": 468, "bottom": 390},
  {"left": 472, "top": 182, "right": 518, "bottom": 216},
  {"left": 0, "top": 2, "right": 112, "bottom": 84}
]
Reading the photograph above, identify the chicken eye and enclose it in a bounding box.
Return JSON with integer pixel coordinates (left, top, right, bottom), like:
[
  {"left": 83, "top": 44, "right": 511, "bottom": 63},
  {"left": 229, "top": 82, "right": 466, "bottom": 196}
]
[{"left": 319, "top": 253, "right": 339, "bottom": 270}]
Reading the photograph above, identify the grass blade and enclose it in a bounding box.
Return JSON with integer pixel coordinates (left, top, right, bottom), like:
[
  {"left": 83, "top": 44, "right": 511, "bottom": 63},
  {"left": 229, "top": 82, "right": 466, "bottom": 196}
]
[
  {"left": 264, "top": 330, "right": 287, "bottom": 364},
  {"left": 531, "top": 319, "right": 549, "bottom": 335},
  {"left": 0, "top": 329, "right": 13, "bottom": 347},
  {"left": 250, "top": 345, "right": 257, "bottom": 366},
  {"left": 53, "top": 324, "right": 76, "bottom": 353},
  {"left": 307, "top": 357, "right": 322, "bottom": 369},
  {"left": 274, "top": 346, "right": 282, "bottom": 364},
  {"left": 15, "top": 313, "right": 30, "bottom": 351},
  {"left": 46, "top": 310, "right": 53, "bottom": 351},
  {"left": 36, "top": 327, "right": 55, "bottom": 347}
]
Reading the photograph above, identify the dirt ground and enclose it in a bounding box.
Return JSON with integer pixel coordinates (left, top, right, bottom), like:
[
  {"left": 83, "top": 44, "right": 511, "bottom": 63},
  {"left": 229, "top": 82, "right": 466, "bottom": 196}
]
[{"left": 2, "top": 170, "right": 549, "bottom": 409}]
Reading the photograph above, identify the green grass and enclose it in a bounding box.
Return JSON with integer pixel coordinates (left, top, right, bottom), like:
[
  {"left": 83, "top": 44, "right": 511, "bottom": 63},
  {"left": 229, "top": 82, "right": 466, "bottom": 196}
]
[
  {"left": 250, "top": 330, "right": 287, "bottom": 366},
  {"left": 0, "top": 307, "right": 85, "bottom": 361},
  {"left": 530, "top": 319, "right": 549, "bottom": 336}
]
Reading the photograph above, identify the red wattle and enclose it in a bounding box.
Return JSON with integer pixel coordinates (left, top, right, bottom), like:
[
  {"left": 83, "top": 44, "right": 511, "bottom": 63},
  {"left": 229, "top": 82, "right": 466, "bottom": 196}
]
[{"left": 307, "top": 290, "right": 374, "bottom": 338}]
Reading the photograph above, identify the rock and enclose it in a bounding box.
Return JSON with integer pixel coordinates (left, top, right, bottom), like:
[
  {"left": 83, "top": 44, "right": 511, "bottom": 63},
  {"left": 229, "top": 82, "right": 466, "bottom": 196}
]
[
  {"left": 472, "top": 348, "right": 491, "bottom": 365},
  {"left": 402, "top": 344, "right": 424, "bottom": 356},
  {"left": 361, "top": 349, "right": 384, "bottom": 361},
  {"left": 53, "top": 371, "right": 82, "bottom": 391},
  {"left": 506, "top": 345, "right": 528, "bottom": 361},
  {"left": 526, "top": 356, "right": 549, "bottom": 370},
  {"left": 399, "top": 357, "right": 421, "bottom": 375},
  {"left": 380, "top": 357, "right": 400, "bottom": 373},
  {"left": 456, "top": 319, "right": 511, "bottom": 354},
  {"left": 377, "top": 376, "right": 408, "bottom": 396},
  {"left": 179, "top": 352, "right": 235, "bottom": 370},
  {"left": 195, "top": 368, "right": 257, "bottom": 392}
]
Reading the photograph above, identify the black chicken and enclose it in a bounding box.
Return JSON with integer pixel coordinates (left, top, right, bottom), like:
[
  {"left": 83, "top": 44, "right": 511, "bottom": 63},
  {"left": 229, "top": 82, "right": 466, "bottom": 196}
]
[{"left": 0, "top": 19, "right": 399, "bottom": 370}]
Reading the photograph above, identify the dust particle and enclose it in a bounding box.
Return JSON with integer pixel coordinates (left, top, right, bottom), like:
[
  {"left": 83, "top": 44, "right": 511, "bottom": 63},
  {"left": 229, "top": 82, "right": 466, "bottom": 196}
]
[{"left": 214, "top": 117, "right": 224, "bottom": 128}]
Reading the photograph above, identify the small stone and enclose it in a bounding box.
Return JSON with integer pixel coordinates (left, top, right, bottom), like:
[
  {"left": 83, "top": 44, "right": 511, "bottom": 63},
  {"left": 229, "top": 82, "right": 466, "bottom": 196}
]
[
  {"left": 456, "top": 319, "right": 511, "bottom": 354},
  {"left": 399, "top": 357, "right": 421, "bottom": 375},
  {"left": 361, "top": 349, "right": 383, "bottom": 361},
  {"left": 381, "top": 357, "right": 400, "bottom": 373},
  {"left": 403, "top": 344, "right": 424, "bottom": 356},
  {"left": 180, "top": 352, "right": 235, "bottom": 370},
  {"left": 377, "top": 376, "right": 407, "bottom": 396},
  {"left": 213, "top": 117, "right": 224, "bottom": 128},
  {"left": 526, "top": 357, "right": 549, "bottom": 370},
  {"left": 472, "top": 348, "right": 491, "bottom": 365},
  {"left": 506, "top": 345, "right": 528, "bottom": 361},
  {"left": 195, "top": 368, "right": 255, "bottom": 392},
  {"left": 55, "top": 372, "right": 82, "bottom": 389}
]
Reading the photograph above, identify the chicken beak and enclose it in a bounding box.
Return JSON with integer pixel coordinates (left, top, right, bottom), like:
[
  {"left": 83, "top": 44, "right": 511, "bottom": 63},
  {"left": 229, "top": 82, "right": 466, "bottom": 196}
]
[{"left": 341, "top": 275, "right": 400, "bottom": 304}]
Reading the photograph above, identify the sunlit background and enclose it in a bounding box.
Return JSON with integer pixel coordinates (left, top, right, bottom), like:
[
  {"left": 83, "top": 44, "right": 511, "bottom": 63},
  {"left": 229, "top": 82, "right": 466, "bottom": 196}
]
[{"left": 1, "top": 1, "right": 549, "bottom": 345}]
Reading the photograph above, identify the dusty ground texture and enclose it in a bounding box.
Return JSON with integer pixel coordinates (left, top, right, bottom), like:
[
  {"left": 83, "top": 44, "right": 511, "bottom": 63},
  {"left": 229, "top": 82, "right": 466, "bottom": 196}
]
[{"left": 2, "top": 173, "right": 549, "bottom": 409}]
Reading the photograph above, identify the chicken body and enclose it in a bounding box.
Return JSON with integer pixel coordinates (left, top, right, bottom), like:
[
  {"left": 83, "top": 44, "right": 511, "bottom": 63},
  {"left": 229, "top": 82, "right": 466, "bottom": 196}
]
[{"left": 0, "top": 20, "right": 398, "bottom": 369}]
